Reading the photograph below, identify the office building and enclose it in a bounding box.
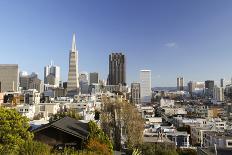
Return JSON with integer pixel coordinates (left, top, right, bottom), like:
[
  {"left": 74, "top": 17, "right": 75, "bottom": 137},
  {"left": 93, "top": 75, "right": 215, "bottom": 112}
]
[
  {"left": 188, "top": 81, "right": 205, "bottom": 95},
  {"left": 108, "top": 53, "right": 126, "bottom": 85},
  {"left": 89, "top": 72, "right": 99, "bottom": 85},
  {"left": 131, "top": 83, "right": 140, "bottom": 105},
  {"left": 220, "top": 78, "right": 224, "bottom": 88},
  {"left": 140, "top": 70, "right": 151, "bottom": 103},
  {"left": 0, "top": 64, "right": 19, "bottom": 92},
  {"left": 67, "top": 33, "right": 79, "bottom": 96},
  {"left": 20, "top": 72, "right": 43, "bottom": 93},
  {"left": 44, "top": 61, "right": 60, "bottom": 87},
  {"left": 213, "top": 85, "right": 224, "bottom": 102},
  {"left": 88, "top": 83, "right": 101, "bottom": 94},
  {"left": 24, "top": 89, "right": 40, "bottom": 105},
  {"left": 79, "top": 72, "right": 89, "bottom": 94},
  {"left": 19, "top": 71, "right": 30, "bottom": 90},
  {"left": 177, "top": 77, "right": 184, "bottom": 91},
  {"left": 205, "top": 80, "right": 214, "bottom": 98}
]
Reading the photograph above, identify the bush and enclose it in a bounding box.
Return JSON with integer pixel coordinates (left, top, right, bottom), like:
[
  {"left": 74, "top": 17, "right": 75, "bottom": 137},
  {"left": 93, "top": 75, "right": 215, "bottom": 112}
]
[{"left": 18, "top": 140, "right": 51, "bottom": 155}]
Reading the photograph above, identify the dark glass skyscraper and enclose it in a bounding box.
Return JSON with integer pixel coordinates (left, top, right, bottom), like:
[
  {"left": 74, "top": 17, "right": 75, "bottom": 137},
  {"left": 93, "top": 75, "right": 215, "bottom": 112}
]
[
  {"left": 205, "top": 80, "right": 214, "bottom": 98},
  {"left": 107, "top": 53, "right": 126, "bottom": 85}
]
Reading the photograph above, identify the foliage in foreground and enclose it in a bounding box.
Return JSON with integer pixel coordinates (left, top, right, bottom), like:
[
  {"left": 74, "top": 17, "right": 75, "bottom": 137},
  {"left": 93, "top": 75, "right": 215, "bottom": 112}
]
[
  {"left": 176, "top": 148, "right": 197, "bottom": 155},
  {"left": 0, "top": 107, "right": 111, "bottom": 155},
  {"left": 18, "top": 140, "right": 51, "bottom": 155},
  {"left": 141, "top": 143, "right": 178, "bottom": 155},
  {"left": 100, "top": 97, "right": 144, "bottom": 150},
  {"left": 0, "top": 107, "right": 33, "bottom": 154},
  {"left": 86, "top": 121, "right": 113, "bottom": 155}
]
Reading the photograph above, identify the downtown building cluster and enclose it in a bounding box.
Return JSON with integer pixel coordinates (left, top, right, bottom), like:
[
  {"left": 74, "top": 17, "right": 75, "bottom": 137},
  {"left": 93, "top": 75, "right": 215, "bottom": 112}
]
[
  {"left": 0, "top": 33, "right": 153, "bottom": 152},
  {"left": 1, "top": 34, "right": 232, "bottom": 154}
]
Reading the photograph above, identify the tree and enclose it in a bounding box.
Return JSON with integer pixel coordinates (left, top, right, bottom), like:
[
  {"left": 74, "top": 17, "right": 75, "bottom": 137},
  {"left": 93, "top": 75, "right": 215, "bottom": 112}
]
[
  {"left": 18, "top": 140, "right": 51, "bottom": 155},
  {"left": 0, "top": 107, "right": 33, "bottom": 154},
  {"left": 86, "top": 121, "right": 113, "bottom": 155},
  {"left": 141, "top": 143, "right": 178, "bottom": 155},
  {"left": 100, "top": 96, "right": 144, "bottom": 150},
  {"left": 176, "top": 148, "right": 197, "bottom": 155},
  {"left": 121, "top": 102, "right": 144, "bottom": 149},
  {"left": 86, "top": 138, "right": 111, "bottom": 155},
  {"left": 49, "top": 109, "right": 83, "bottom": 122}
]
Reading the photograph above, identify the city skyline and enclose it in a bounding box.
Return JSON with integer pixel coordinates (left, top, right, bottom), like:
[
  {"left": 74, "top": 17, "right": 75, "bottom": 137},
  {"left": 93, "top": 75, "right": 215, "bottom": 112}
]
[{"left": 1, "top": 1, "right": 232, "bottom": 86}]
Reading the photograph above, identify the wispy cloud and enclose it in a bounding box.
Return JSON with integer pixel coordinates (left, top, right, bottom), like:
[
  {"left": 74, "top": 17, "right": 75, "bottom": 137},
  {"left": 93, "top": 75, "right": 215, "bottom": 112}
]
[{"left": 165, "top": 42, "right": 177, "bottom": 48}]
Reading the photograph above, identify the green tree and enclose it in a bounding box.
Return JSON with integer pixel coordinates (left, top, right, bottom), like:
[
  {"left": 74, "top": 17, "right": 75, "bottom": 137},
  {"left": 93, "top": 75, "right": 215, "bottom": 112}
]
[
  {"left": 86, "top": 121, "right": 113, "bottom": 154},
  {"left": 18, "top": 140, "right": 51, "bottom": 155},
  {"left": 141, "top": 143, "right": 178, "bottom": 155},
  {"left": 0, "top": 107, "right": 33, "bottom": 154},
  {"left": 176, "top": 148, "right": 197, "bottom": 155},
  {"left": 49, "top": 109, "right": 83, "bottom": 122}
]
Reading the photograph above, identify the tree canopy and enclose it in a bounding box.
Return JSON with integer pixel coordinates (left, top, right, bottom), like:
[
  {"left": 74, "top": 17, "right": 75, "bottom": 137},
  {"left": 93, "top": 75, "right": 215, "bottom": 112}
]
[
  {"left": 49, "top": 109, "right": 83, "bottom": 122},
  {"left": 86, "top": 121, "right": 113, "bottom": 155},
  {"left": 0, "top": 107, "right": 33, "bottom": 154},
  {"left": 100, "top": 96, "right": 144, "bottom": 150}
]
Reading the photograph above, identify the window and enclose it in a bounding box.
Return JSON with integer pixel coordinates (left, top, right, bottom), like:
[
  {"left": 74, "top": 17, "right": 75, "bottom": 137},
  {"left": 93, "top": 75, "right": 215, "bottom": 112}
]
[
  {"left": 40, "top": 105, "right": 45, "bottom": 111},
  {"left": 228, "top": 141, "right": 232, "bottom": 146}
]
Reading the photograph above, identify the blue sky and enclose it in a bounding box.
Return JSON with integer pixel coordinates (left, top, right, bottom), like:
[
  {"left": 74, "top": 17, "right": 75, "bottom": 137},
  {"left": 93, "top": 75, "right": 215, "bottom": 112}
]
[{"left": 1, "top": 0, "right": 232, "bottom": 87}]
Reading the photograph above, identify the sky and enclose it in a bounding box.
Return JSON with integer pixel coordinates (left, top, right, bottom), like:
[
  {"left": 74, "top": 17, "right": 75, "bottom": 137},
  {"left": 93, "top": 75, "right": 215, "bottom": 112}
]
[{"left": 1, "top": 0, "right": 232, "bottom": 87}]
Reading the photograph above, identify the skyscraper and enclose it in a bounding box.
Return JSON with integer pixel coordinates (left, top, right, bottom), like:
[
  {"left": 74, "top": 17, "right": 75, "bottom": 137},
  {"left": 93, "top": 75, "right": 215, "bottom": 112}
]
[
  {"left": 108, "top": 53, "right": 126, "bottom": 85},
  {"left": 44, "top": 61, "right": 60, "bottom": 87},
  {"left": 205, "top": 80, "right": 214, "bottom": 98},
  {"left": 213, "top": 85, "right": 224, "bottom": 102},
  {"left": 0, "top": 64, "right": 19, "bottom": 92},
  {"left": 79, "top": 72, "right": 89, "bottom": 94},
  {"left": 20, "top": 72, "right": 43, "bottom": 93},
  {"left": 220, "top": 78, "right": 224, "bottom": 88},
  {"left": 140, "top": 70, "right": 151, "bottom": 103},
  {"left": 177, "top": 77, "right": 184, "bottom": 91},
  {"left": 67, "top": 33, "right": 79, "bottom": 96},
  {"left": 89, "top": 72, "right": 99, "bottom": 85}
]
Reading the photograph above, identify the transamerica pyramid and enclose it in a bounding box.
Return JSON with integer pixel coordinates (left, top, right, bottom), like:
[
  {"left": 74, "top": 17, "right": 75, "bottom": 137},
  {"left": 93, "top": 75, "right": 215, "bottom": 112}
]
[{"left": 67, "top": 33, "right": 79, "bottom": 97}]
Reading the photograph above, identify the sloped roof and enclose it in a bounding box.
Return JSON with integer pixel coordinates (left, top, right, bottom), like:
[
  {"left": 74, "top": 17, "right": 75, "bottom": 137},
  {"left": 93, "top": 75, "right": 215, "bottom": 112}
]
[{"left": 32, "top": 117, "right": 89, "bottom": 140}]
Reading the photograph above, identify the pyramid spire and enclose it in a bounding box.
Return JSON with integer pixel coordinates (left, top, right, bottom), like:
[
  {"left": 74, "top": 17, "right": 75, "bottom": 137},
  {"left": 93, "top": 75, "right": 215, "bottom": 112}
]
[{"left": 71, "top": 33, "right": 77, "bottom": 52}]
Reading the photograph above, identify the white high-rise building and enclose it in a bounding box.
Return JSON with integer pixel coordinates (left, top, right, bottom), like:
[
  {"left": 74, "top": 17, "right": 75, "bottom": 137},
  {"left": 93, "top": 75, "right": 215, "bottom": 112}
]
[
  {"left": 213, "top": 85, "right": 224, "bottom": 102},
  {"left": 44, "top": 61, "right": 60, "bottom": 87},
  {"left": 140, "top": 70, "right": 151, "bottom": 103}
]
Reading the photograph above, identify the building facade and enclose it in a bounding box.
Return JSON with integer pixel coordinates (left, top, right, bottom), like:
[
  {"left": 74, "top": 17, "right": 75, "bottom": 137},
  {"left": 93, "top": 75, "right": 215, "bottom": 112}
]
[
  {"left": 205, "top": 80, "right": 214, "bottom": 98},
  {"left": 140, "top": 70, "right": 151, "bottom": 103},
  {"left": 44, "top": 61, "right": 60, "bottom": 87},
  {"left": 213, "top": 85, "right": 224, "bottom": 102},
  {"left": 177, "top": 77, "right": 184, "bottom": 91},
  {"left": 20, "top": 72, "right": 43, "bottom": 93},
  {"left": 131, "top": 83, "right": 140, "bottom": 105},
  {"left": 0, "top": 64, "right": 19, "bottom": 92},
  {"left": 107, "top": 53, "right": 126, "bottom": 86},
  {"left": 89, "top": 72, "right": 99, "bottom": 85},
  {"left": 67, "top": 33, "right": 79, "bottom": 96},
  {"left": 79, "top": 72, "right": 89, "bottom": 94}
]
